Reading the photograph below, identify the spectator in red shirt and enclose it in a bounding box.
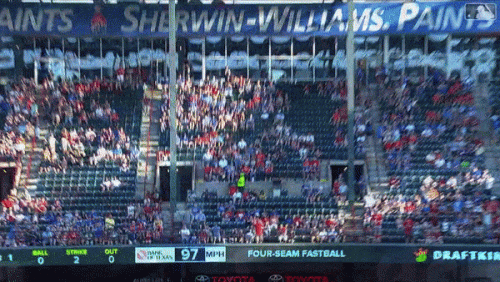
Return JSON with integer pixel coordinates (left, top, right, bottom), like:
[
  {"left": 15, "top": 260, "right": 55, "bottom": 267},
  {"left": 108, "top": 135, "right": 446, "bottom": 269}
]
[
  {"left": 389, "top": 176, "right": 400, "bottom": 190},
  {"left": 332, "top": 179, "right": 341, "bottom": 195},
  {"left": 278, "top": 224, "right": 288, "bottom": 243},
  {"left": 303, "top": 158, "right": 311, "bottom": 179},
  {"left": 293, "top": 214, "right": 302, "bottom": 227},
  {"left": 371, "top": 209, "right": 383, "bottom": 242},
  {"left": 116, "top": 67, "right": 125, "bottom": 83},
  {"left": 204, "top": 166, "right": 212, "bottom": 181},
  {"left": 311, "top": 159, "right": 320, "bottom": 180},
  {"left": 241, "top": 165, "right": 251, "bottom": 175},
  {"left": 252, "top": 217, "right": 265, "bottom": 243},
  {"left": 2, "top": 197, "right": 13, "bottom": 212},
  {"left": 486, "top": 198, "right": 499, "bottom": 214},
  {"left": 229, "top": 185, "right": 238, "bottom": 196},
  {"left": 264, "top": 161, "right": 273, "bottom": 181},
  {"left": 403, "top": 217, "right": 414, "bottom": 243},
  {"left": 404, "top": 201, "right": 416, "bottom": 214}
]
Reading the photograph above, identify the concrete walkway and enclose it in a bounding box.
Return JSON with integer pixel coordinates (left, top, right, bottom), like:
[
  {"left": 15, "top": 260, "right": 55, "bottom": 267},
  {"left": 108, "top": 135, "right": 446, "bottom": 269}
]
[{"left": 136, "top": 88, "right": 163, "bottom": 198}]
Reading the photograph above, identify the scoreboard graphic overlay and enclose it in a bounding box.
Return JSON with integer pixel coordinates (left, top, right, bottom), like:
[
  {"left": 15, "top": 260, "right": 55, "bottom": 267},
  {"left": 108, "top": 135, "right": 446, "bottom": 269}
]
[{"left": 1, "top": 244, "right": 500, "bottom": 266}]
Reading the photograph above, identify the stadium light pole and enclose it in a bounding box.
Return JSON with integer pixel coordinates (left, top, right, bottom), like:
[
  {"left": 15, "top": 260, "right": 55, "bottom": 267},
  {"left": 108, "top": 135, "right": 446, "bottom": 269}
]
[
  {"left": 169, "top": 0, "right": 177, "bottom": 215},
  {"left": 346, "top": 0, "right": 355, "bottom": 204}
]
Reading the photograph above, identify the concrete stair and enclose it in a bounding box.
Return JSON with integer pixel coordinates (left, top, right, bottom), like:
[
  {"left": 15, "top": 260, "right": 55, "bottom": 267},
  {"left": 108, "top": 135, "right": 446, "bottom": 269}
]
[
  {"left": 161, "top": 202, "right": 187, "bottom": 243},
  {"left": 17, "top": 120, "right": 49, "bottom": 194},
  {"left": 136, "top": 89, "right": 162, "bottom": 198},
  {"left": 364, "top": 85, "right": 388, "bottom": 193},
  {"left": 339, "top": 202, "right": 365, "bottom": 242},
  {"left": 475, "top": 81, "right": 500, "bottom": 196}
]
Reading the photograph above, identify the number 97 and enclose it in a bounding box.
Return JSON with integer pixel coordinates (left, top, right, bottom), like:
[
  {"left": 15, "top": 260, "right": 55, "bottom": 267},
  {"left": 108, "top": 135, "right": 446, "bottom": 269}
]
[{"left": 181, "top": 248, "right": 198, "bottom": 260}]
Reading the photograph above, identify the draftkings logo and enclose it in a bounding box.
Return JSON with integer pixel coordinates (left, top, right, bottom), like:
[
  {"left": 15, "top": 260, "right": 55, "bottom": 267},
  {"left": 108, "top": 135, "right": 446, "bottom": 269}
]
[{"left": 414, "top": 248, "right": 428, "bottom": 263}]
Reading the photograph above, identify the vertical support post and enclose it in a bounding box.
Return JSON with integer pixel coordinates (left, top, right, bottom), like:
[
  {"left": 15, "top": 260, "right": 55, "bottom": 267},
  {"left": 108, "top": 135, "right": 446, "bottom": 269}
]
[
  {"left": 291, "top": 38, "right": 294, "bottom": 82},
  {"left": 246, "top": 37, "right": 250, "bottom": 79},
  {"left": 383, "top": 35, "right": 389, "bottom": 66},
  {"left": 78, "top": 38, "right": 81, "bottom": 81},
  {"left": 346, "top": 0, "right": 355, "bottom": 203},
  {"left": 169, "top": 0, "right": 177, "bottom": 214},
  {"left": 335, "top": 37, "right": 338, "bottom": 78},
  {"left": 365, "top": 38, "right": 368, "bottom": 86},
  {"left": 34, "top": 38, "right": 38, "bottom": 86},
  {"left": 137, "top": 38, "right": 141, "bottom": 81},
  {"left": 268, "top": 38, "right": 272, "bottom": 81},
  {"left": 165, "top": 39, "right": 168, "bottom": 83},
  {"left": 313, "top": 36, "right": 316, "bottom": 82},
  {"left": 100, "top": 38, "right": 103, "bottom": 80},
  {"left": 62, "top": 39, "right": 66, "bottom": 80},
  {"left": 446, "top": 35, "right": 452, "bottom": 79},
  {"left": 122, "top": 37, "right": 125, "bottom": 69},
  {"left": 424, "top": 35, "right": 429, "bottom": 79},
  {"left": 225, "top": 37, "right": 228, "bottom": 71},
  {"left": 47, "top": 39, "right": 50, "bottom": 81},
  {"left": 202, "top": 38, "right": 206, "bottom": 81},
  {"left": 402, "top": 35, "right": 406, "bottom": 77},
  {"left": 151, "top": 39, "right": 155, "bottom": 83}
]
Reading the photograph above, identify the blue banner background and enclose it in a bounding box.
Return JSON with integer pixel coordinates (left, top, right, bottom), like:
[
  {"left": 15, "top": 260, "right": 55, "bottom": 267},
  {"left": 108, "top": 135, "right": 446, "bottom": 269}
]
[{"left": 0, "top": 1, "right": 498, "bottom": 37}]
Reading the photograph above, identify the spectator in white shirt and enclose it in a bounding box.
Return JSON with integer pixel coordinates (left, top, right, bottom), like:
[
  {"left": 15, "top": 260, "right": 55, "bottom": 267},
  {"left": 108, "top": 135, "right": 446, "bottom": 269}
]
[
  {"left": 237, "top": 139, "right": 247, "bottom": 150},
  {"left": 305, "top": 133, "right": 315, "bottom": 146},
  {"left": 422, "top": 127, "right": 433, "bottom": 138},
  {"left": 203, "top": 151, "right": 213, "bottom": 164},
  {"left": 219, "top": 157, "right": 228, "bottom": 169},
  {"left": 435, "top": 157, "right": 445, "bottom": 168},
  {"left": 101, "top": 178, "right": 112, "bottom": 192},
  {"left": 233, "top": 191, "right": 242, "bottom": 203},
  {"left": 127, "top": 203, "right": 135, "bottom": 217},
  {"left": 446, "top": 176, "right": 457, "bottom": 189},
  {"left": 180, "top": 224, "right": 191, "bottom": 243},
  {"left": 112, "top": 177, "right": 122, "bottom": 189},
  {"left": 48, "top": 134, "right": 56, "bottom": 154}
]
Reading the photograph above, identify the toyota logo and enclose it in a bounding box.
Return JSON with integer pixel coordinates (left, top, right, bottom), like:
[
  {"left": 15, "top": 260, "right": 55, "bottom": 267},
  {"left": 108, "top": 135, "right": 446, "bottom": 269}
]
[
  {"left": 269, "top": 274, "right": 283, "bottom": 282},
  {"left": 195, "top": 275, "right": 211, "bottom": 282}
]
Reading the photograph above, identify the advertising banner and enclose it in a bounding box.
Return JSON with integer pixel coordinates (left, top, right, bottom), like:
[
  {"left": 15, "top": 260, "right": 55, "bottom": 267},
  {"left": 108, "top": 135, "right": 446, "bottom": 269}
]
[
  {"left": 414, "top": 247, "right": 500, "bottom": 264},
  {"left": 0, "top": 1, "right": 498, "bottom": 37},
  {"left": 135, "top": 247, "right": 175, "bottom": 264},
  {"left": 188, "top": 273, "right": 338, "bottom": 282}
]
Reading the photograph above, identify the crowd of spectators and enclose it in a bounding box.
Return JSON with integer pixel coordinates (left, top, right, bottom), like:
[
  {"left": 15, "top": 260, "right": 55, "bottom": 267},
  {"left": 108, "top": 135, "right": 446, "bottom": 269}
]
[
  {"left": 2, "top": 63, "right": 500, "bottom": 247},
  {"left": 0, "top": 78, "right": 40, "bottom": 187},
  {"left": 0, "top": 74, "right": 151, "bottom": 247},
  {"left": 182, "top": 191, "right": 343, "bottom": 244},
  {"left": 365, "top": 70, "right": 500, "bottom": 244},
  {"left": 161, "top": 77, "right": 371, "bottom": 182},
  {"left": 170, "top": 71, "right": 499, "bottom": 245},
  {"left": 364, "top": 186, "right": 500, "bottom": 244},
  {"left": 161, "top": 75, "right": 327, "bottom": 182},
  {"left": 378, "top": 73, "right": 482, "bottom": 173},
  {"left": 0, "top": 189, "right": 163, "bottom": 247},
  {"left": 33, "top": 78, "right": 137, "bottom": 173}
]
